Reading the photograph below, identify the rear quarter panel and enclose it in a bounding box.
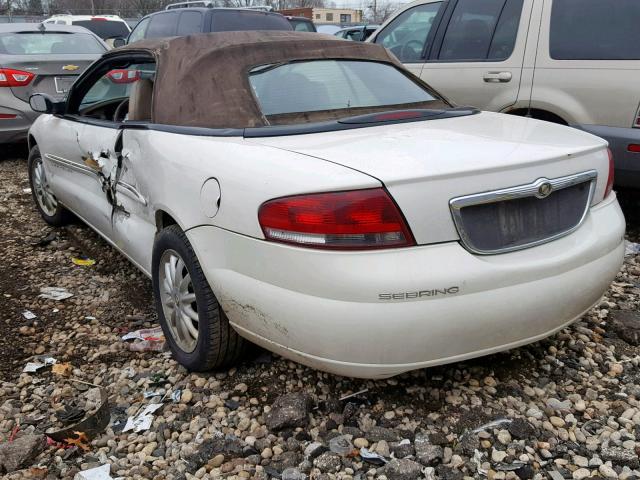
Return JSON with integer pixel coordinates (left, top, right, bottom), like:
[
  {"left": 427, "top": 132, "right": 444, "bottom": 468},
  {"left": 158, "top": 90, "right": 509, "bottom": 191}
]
[{"left": 125, "top": 129, "right": 380, "bottom": 238}]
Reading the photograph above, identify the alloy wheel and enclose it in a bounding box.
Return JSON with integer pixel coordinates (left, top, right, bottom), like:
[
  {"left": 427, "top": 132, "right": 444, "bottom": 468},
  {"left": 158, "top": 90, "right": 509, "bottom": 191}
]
[
  {"left": 158, "top": 249, "right": 199, "bottom": 352},
  {"left": 32, "top": 157, "right": 58, "bottom": 217}
]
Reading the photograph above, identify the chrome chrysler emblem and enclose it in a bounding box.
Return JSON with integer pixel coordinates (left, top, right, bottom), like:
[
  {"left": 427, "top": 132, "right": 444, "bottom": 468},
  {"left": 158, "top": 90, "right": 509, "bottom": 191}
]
[{"left": 536, "top": 182, "right": 553, "bottom": 198}]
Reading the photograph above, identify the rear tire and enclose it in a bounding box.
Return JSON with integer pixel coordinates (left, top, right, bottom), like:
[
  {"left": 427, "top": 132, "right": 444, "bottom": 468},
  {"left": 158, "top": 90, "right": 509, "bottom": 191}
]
[
  {"left": 28, "top": 145, "right": 72, "bottom": 226},
  {"left": 152, "top": 224, "right": 246, "bottom": 371}
]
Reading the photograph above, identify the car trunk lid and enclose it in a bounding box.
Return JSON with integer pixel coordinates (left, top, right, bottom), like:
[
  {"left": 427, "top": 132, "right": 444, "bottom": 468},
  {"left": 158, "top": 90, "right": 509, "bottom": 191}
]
[
  {"left": 247, "top": 112, "right": 611, "bottom": 248},
  {"left": 1, "top": 55, "right": 97, "bottom": 102}
]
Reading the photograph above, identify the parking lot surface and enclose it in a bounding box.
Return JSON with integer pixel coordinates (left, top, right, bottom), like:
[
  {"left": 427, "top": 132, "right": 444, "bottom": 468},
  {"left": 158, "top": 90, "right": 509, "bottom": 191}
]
[{"left": 1, "top": 148, "right": 640, "bottom": 480}]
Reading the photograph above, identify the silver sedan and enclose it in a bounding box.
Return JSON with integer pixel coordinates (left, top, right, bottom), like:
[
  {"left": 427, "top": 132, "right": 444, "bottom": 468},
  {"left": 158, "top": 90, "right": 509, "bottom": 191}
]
[{"left": 0, "top": 23, "right": 107, "bottom": 144}]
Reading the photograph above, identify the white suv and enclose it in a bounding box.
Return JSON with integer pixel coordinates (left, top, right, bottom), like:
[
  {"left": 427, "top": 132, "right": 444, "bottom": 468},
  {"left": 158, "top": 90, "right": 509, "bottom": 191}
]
[
  {"left": 369, "top": 0, "right": 640, "bottom": 188},
  {"left": 43, "top": 15, "right": 131, "bottom": 47}
]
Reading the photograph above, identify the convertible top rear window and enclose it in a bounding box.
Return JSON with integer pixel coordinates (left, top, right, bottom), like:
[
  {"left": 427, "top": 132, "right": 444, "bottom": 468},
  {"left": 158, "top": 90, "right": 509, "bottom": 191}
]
[
  {"left": 0, "top": 32, "right": 106, "bottom": 55},
  {"left": 110, "top": 31, "right": 448, "bottom": 129},
  {"left": 249, "top": 60, "right": 438, "bottom": 124}
]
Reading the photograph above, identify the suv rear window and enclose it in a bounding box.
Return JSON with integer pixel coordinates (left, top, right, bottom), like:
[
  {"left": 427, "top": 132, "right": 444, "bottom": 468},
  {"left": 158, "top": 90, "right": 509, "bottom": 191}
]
[
  {"left": 249, "top": 60, "right": 437, "bottom": 122},
  {"left": 550, "top": 0, "right": 640, "bottom": 60},
  {"left": 72, "top": 20, "right": 130, "bottom": 39},
  {"left": 0, "top": 32, "right": 106, "bottom": 55},
  {"left": 212, "top": 11, "right": 292, "bottom": 32}
]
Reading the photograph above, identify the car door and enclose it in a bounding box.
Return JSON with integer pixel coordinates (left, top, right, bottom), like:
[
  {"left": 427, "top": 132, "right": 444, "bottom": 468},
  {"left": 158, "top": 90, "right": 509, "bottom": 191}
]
[
  {"left": 71, "top": 58, "right": 158, "bottom": 272},
  {"left": 371, "top": 1, "right": 446, "bottom": 77},
  {"left": 418, "top": 0, "right": 531, "bottom": 111},
  {"left": 39, "top": 68, "right": 128, "bottom": 241},
  {"left": 61, "top": 66, "right": 140, "bottom": 239}
]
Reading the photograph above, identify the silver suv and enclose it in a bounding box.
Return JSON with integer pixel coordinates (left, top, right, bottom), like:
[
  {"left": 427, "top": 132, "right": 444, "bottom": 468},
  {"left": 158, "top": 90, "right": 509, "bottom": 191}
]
[{"left": 369, "top": 0, "right": 640, "bottom": 188}]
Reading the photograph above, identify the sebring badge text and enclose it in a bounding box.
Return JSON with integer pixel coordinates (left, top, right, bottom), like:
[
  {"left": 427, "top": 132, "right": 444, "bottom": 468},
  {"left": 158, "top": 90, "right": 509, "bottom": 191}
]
[{"left": 378, "top": 286, "right": 460, "bottom": 301}]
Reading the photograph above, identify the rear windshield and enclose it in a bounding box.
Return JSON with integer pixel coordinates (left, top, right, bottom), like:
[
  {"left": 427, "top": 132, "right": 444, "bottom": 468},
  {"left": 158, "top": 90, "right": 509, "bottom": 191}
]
[
  {"left": 211, "top": 11, "right": 292, "bottom": 32},
  {"left": 289, "top": 19, "right": 316, "bottom": 32},
  {"left": 72, "top": 20, "right": 130, "bottom": 39},
  {"left": 0, "top": 32, "right": 106, "bottom": 55},
  {"left": 249, "top": 60, "right": 439, "bottom": 123}
]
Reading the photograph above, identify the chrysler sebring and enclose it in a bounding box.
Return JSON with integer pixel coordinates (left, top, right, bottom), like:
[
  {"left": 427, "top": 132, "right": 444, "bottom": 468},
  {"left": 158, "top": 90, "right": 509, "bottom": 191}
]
[{"left": 27, "top": 31, "right": 625, "bottom": 378}]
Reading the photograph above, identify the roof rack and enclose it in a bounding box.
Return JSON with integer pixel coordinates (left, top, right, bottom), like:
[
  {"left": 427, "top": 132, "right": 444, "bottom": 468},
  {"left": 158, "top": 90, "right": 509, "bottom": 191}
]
[
  {"left": 165, "top": 1, "right": 216, "bottom": 9},
  {"left": 238, "top": 6, "right": 273, "bottom": 11}
]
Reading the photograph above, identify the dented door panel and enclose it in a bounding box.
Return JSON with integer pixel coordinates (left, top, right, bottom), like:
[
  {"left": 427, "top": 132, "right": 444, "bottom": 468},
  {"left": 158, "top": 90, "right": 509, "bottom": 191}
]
[
  {"left": 111, "top": 129, "right": 157, "bottom": 274},
  {"left": 71, "top": 123, "right": 122, "bottom": 239}
]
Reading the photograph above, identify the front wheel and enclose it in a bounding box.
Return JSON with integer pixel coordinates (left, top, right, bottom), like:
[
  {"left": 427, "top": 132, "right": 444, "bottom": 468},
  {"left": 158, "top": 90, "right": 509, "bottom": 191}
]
[
  {"left": 152, "top": 224, "right": 246, "bottom": 371},
  {"left": 28, "top": 146, "right": 71, "bottom": 226}
]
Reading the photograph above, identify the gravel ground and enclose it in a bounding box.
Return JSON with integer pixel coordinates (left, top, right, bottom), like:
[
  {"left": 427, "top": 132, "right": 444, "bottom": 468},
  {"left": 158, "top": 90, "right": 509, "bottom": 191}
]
[{"left": 1, "top": 147, "right": 640, "bottom": 480}]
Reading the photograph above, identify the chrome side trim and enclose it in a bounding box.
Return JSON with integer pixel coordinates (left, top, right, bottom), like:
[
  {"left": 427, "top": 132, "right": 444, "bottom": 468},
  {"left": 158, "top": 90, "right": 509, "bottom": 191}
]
[
  {"left": 116, "top": 181, "right": 147, "bottom": 206},
  {"left": 45, "top": 153, "right": 96, "bottom": 177},
  {"left": 449, "top": 170, "right": 598, "bottom": 255}
]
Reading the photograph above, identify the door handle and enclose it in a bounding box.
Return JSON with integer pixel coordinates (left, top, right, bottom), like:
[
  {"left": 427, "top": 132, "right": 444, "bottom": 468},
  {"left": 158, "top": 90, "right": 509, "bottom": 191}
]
[{"left": 483, "top": 71, "right": 512, "bottom": 83}]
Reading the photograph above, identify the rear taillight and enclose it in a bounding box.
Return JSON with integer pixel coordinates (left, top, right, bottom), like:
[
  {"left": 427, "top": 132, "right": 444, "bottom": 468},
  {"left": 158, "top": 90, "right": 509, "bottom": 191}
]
[
  {"left": 107, "top": 69, "right": 140, "bottom": 84},
  {"left": 0, "top": 68, "right": 35, "bottom": 87},
  {"left": 605, "top": 148, "right": 615, "bottom": 198},
  {"left": 258, "top": 188, "right": 415, "bottom": 250},
  {"left": 0, "top": 113, "right": 17, "bottom": 119}
]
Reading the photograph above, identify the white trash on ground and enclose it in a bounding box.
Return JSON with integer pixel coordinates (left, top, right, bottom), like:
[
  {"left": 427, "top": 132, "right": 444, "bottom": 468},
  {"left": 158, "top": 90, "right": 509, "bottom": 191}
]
[
  {"left": 23, "top": 357, "right": 57, "bottom": 373},
  {"left": 625, "top": 240, "right": 640, "bottom": 256},
  {"left": 73, "top": 464, "right": 114, "bottom": 480},
  {"left": 123, "top": 403, "right": 163, "bottom": 433},
  {"left": 121, "top": 326, "right": 166, "bottom": 352},
  {"left": 39, "top": 286, "right": 74, "bottom": 301}
]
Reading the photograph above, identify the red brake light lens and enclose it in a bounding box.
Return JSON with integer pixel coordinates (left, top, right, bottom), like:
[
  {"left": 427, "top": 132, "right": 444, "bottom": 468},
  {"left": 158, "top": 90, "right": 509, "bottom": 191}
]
[
  {"left": 605, "top": 148, "right": 615, "bottom": 198},
  {"left": 628, "top": 144, "right": 640, "bottom": 153},
  {"left": 107, "top": 69, "right": 140, "bottom": 84},
  {"left": 258, "top": 188, "right": 415, "bottom": 250},
  {"left": 0, "top": 68, "right": 35, "bottom": 87}
]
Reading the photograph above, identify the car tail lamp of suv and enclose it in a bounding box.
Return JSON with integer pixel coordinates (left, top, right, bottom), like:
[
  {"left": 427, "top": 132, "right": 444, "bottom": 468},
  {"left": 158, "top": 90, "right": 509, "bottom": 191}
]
[
  {"left": 258, "top": 188, "right": 415, "bottom": 250},
  {"left": 0, "top": 68, "right": 35, "bottom": 87}
]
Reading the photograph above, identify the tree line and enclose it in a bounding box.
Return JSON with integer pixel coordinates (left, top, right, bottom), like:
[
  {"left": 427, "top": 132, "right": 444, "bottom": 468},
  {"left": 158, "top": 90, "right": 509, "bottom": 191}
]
[{"left": 1, "top": 0, "right": 333, "bottom": 17}]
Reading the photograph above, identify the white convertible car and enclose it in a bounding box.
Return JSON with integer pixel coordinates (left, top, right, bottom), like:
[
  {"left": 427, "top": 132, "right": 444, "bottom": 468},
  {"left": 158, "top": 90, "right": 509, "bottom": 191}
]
[{"left": 27, "top": 31, "right": 625, "bottom": 378}]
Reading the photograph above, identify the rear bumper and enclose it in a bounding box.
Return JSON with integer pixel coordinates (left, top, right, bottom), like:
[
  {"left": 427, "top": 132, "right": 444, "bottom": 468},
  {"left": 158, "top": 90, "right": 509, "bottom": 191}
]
[
  {"left": 187, "top": 194, "right": 625, "bottom": 378},
  {"left": 0, "top": 96, "right": 37, "bottom": 144},
  {"left": 575, "top": 124, "right": 640, "bottom": 189}
]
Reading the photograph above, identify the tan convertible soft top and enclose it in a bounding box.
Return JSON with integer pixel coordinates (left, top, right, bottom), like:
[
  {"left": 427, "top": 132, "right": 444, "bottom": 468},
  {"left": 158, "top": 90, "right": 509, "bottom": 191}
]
[{"left": 113, "top": 31, "right": 441, "bottom": 129}]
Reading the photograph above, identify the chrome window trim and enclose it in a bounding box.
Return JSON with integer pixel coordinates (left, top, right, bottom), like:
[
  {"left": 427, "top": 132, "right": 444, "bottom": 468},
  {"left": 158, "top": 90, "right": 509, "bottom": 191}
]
[{"left": 449, "top": 170, "right": 598, "bottom": 255}]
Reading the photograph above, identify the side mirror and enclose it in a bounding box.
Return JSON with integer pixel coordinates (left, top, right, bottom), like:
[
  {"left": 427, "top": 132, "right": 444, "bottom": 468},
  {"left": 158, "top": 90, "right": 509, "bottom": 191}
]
[
  {"left": 29, "top": 93, "right": 64, "bottom": 114},
  {"left": 112, "top": 37, "right": 127, "bottom": 48}
]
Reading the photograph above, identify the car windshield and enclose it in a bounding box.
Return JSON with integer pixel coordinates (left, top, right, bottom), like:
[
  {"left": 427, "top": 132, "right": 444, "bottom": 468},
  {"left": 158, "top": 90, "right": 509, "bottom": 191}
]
[
  {"left": 72, "top": 20, "right": 130, "bottom": 39},
  {"left": 248, "top": 59, "right": 439, "bottom": 123},
  {"left": 0, "top": 32, "right": 106, "bottom": 55}
]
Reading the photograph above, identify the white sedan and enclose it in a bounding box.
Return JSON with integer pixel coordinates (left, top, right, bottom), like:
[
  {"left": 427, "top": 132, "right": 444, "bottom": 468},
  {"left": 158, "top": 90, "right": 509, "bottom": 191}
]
[{"left": 27, "top": 31, "right": 625, "bottom": 378}]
